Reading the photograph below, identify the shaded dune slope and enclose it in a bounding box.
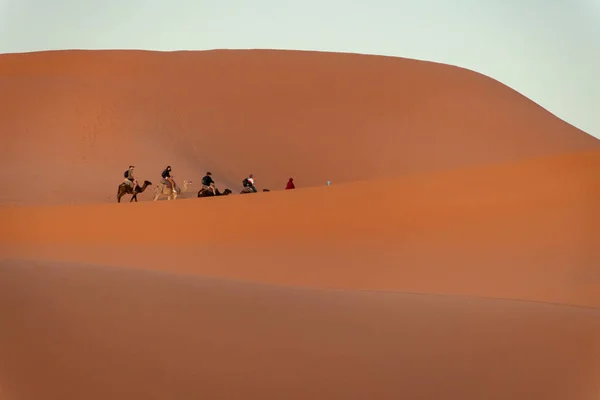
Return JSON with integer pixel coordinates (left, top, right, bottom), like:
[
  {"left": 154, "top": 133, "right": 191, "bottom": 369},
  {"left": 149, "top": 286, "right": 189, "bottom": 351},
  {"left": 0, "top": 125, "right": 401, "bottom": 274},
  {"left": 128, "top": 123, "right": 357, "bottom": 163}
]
[
  {"left": 2, "top": 148, "right": 599, "bottom": 309},
  {"left": 0, "top": 49, "right": 598, "bottom": 205},
  {"left": 0, "top": 259, "right": 599, "bottom": 400}
]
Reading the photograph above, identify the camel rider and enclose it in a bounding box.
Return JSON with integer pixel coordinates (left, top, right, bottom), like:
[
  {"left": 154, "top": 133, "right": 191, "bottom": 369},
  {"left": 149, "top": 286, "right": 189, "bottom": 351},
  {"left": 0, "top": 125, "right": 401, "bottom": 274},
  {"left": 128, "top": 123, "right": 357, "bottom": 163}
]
[
  {"left": 124, "top": 165, "right": 137, "bottom": 190},
  {"left": 161, "top": 165, "right": 177, "bottom": 194},
  {"left": 201, "top": 172, "right": 216, "bottom": 195},
  {"left": 243, "top": 173, "right": 257, "bottom": 193}
]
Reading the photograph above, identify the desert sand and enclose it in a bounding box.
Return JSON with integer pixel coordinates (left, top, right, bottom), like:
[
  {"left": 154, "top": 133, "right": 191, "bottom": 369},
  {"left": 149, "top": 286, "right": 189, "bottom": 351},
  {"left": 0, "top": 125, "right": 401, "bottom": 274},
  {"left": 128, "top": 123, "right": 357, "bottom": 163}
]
[{"left": 0, "top": 49, "right": 599, "bottom": 399}]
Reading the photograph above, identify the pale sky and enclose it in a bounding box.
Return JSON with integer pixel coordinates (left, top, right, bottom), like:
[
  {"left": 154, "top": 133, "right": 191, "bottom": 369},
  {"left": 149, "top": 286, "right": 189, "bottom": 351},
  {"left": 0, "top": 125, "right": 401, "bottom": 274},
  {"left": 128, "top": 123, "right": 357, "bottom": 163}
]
[{"left": 1, "top": 0, "right": 599, "bottom": 139}]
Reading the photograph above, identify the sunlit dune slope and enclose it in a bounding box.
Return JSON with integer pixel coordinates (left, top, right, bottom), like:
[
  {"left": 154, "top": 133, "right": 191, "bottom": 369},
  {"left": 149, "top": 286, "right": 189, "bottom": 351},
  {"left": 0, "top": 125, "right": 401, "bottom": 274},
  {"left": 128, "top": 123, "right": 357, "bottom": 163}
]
[
  {"left": 2, "top": 148, "right": 599, "bottom": 308},
  {"left": 0, "top": 49, "right": 598, "bottom": 205}
]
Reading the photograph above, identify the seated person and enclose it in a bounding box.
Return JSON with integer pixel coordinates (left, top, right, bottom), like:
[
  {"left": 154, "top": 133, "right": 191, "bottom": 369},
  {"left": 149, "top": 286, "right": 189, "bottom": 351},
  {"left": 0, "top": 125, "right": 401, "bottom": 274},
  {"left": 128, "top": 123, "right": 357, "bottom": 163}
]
[
  {"left": 285, "top": 177, "right": 295, "bottom": 190},
  {"left": 124, "top": 165, "right": 137, "bottom": 190},
  {"left": 161, "top": 165, "right": 176, "bottom": 193},
  {"left": 243, "top": 174, "right": 257, "bottom": 192},
  {"left": 201, "top": 172, "right": 216, "bottom": 195}
]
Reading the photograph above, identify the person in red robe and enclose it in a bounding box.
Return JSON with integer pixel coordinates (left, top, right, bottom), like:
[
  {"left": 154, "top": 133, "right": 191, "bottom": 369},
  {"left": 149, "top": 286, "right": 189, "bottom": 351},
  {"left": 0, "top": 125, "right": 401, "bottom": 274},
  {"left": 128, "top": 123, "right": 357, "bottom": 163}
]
[{"left": 285, "top": 177, "right": 295, "bottom": 190}]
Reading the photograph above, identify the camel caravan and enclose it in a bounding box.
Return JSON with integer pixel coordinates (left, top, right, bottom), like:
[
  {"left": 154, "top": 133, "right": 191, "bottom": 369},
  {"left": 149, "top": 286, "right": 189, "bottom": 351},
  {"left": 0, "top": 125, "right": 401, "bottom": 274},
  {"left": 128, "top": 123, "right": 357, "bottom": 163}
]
[{"left": 117, "top": 165, "right": 272, "bottom": 203}]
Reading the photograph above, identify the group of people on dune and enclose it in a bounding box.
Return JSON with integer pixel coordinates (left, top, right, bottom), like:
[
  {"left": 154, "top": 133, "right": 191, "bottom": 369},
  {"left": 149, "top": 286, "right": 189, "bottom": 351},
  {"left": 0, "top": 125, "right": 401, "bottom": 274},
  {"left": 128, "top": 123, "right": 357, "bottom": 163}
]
[{"left": 123, "top": 165, "right": 296, "bottom": 195}]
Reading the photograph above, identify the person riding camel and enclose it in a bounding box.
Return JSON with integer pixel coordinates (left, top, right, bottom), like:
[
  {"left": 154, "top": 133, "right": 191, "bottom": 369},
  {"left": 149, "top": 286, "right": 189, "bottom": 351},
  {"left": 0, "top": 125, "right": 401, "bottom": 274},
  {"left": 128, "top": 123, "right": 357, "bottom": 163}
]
[
  {"left": 201, "top": 172, "right": 217, "bottom": 195},
  {"left": 243, "top": 173, "right": 257, "bottom": 192},
  {"left": 161, "top": 165, "right": 176, "bottom": 194},
  {"left": 124, "top": 165, "right": 138, "bottom": 191},
  {"left": 285, "top": 177, "right": 295, "bottom": 190}
]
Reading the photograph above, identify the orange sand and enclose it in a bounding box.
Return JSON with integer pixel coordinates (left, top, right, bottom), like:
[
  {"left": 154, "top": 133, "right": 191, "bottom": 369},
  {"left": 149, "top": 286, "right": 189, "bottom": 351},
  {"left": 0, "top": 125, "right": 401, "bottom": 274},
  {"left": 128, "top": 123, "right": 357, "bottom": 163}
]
[
  {"left": 0, "top": 49, "right": 598, "bottom": 205},
  {"left": 0, "top": 49, "right": 599, "bottom": 399}
]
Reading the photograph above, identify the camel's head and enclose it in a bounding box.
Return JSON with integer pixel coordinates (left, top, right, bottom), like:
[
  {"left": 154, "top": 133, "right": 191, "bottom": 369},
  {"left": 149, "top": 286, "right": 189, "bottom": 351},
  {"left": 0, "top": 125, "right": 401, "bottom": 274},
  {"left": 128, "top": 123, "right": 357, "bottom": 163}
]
[
  {"left": 223, "top": 188, "right": 232, "bottom": 195},
  {"left": 262, "top": 188, "right": 270, "bottom": 192},
  {"left": 143, "top": 180, "right": 152, "bottom": 186}
]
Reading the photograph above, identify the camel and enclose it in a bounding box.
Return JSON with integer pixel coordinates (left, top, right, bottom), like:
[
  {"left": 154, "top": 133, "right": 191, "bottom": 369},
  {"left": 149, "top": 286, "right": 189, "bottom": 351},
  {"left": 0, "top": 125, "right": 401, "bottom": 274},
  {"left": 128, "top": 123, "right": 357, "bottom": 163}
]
[
  {"left": 153, "top": 179, "right": 192, "bottom": 201},
  {"left": 117, "top": 180, "right": 152, "bottom": 203},
  {"left": 197, "top": 187, "right": 233, "bottom": 198},
  {"left": 240, "top": 187, "right": 270, "bottom": 194}
]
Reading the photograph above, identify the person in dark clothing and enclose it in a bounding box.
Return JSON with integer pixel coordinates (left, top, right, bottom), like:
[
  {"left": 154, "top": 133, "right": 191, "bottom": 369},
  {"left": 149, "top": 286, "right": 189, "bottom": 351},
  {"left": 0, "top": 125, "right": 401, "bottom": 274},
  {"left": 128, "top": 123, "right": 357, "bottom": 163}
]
[
  {"left": 201, "top": 172, "right": 216, "bottom": 195},
  {"left": 124, "top": 165, "right": 137, "bottom": 190},
  {"left": 242, "top": 174, "right": 257, "bottom": 192},
  {"left": 161, "top": 165, "right": 176, "bottom": 193},
  {"left": 285, "top": 177, "right": 295, "bottom": 190}
]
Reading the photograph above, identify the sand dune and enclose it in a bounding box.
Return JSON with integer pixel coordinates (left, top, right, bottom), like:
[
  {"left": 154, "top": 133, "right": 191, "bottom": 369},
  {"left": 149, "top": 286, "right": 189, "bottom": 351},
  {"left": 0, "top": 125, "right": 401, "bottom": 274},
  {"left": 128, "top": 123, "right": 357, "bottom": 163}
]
[
  {"left": 1, "top": 259, "right": 599, "bottom": 400},
  {"left": 2, "top": 148, "right": 599, "bottom": 309},
  {"left": 1, "top": 49, "right": 599, "bottom": 399},
  {"left": 0, "top": 49, "right": 598, "bottom": 205}
]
